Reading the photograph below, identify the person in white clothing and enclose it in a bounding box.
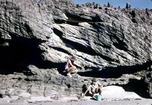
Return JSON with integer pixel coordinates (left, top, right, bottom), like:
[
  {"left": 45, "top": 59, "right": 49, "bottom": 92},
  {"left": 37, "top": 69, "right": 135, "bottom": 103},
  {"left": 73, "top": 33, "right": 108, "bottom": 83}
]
[{"left": 82, "top": 78, "right": 102, "bottom": 98}]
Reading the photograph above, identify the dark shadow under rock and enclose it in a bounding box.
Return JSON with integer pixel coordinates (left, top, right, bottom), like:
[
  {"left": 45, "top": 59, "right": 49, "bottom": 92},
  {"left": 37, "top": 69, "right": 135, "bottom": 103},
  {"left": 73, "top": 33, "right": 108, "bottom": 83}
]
[
  {"left": 78, "top": 62, "right": 151, "bottom": 78},
  {"left": 117, "top": 79, "right": 150, "bottom": 98}
]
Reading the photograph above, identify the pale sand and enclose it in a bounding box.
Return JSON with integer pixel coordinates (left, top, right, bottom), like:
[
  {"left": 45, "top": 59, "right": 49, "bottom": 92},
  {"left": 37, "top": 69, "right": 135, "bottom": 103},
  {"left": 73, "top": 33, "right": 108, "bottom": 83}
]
[
  {"left": 0, "top": 99, "right": 152, "bottom": 105},
  {"left": 32, "top": 99, "right": 152, "bottom": 105}
]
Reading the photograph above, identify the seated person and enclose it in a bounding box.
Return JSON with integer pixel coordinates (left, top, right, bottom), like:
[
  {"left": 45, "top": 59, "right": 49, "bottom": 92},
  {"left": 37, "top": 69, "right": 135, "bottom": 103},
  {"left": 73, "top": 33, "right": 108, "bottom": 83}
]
[
  {"left": 64, "top": 56, "right": 83, "bottom": 77},
  {"left": 82, "top": 78, "right": 102, "bottom": 98}
]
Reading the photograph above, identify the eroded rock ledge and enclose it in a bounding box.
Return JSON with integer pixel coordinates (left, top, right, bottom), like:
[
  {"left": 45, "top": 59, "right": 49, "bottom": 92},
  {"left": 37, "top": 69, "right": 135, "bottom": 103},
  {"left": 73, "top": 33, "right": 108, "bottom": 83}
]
[{"left": 0, "top": 0, "right": 152, "bottom": 101}]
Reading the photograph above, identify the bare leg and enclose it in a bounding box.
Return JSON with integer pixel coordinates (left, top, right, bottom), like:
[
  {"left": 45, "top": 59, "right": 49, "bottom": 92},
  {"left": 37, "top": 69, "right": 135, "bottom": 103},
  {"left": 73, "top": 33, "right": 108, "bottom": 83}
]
[
  {"left": 97, "top": 87, "right": 102, "bottom": 95},
  {"left": 67, "top": 66, "right": 77, "bottom": 74},
  {"left": 91, "top": 88, "right": 95, "bottom": 97}
]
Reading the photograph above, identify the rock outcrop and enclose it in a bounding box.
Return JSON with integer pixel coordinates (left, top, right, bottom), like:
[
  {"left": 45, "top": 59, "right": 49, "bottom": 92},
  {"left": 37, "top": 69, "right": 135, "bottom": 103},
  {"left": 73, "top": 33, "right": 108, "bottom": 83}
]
[{"left": 0, "top": 0, "right": 152, "bottom": 101}]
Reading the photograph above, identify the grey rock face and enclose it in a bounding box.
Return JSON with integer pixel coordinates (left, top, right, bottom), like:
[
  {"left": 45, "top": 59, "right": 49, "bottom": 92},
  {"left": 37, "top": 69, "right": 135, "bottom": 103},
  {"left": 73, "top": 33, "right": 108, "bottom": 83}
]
[{"left": 0, "top": 0, "right": 152, "bottom": 99}]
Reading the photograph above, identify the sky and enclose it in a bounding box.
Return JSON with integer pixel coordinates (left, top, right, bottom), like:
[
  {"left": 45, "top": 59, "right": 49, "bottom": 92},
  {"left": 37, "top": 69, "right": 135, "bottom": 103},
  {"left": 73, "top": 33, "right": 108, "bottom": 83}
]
[
  {"left": 72, "top": 0, "right": 152, "bottom": 9},
  {"left": 35, "top": 0, "right": 152, "bottom": 9}
]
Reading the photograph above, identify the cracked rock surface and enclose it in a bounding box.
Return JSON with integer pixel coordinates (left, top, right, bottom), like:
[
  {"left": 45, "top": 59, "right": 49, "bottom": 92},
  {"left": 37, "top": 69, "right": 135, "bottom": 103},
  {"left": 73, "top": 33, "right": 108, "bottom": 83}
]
[{"left": 0, "top": 0, "right": 152, "bottom": 103}]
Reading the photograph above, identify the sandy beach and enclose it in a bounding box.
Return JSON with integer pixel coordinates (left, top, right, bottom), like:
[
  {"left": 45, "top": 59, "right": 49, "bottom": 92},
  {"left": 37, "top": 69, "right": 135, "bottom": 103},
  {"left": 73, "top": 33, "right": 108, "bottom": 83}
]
[
  {"left": 0, "top": 99, "right": 152, "bottom": 105},
  {"left": 31, "top": 99, "right": 152, "bottom": 105}
]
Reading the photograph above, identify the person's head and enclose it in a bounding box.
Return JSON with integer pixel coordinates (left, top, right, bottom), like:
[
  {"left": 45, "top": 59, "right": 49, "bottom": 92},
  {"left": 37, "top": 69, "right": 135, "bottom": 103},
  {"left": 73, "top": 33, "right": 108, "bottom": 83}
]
[
  {"left": 92, "top": 78, "right": 97, "bottom": 85},
  {"left": 70, "top": 56, "right": 76, "bottom": 61}
]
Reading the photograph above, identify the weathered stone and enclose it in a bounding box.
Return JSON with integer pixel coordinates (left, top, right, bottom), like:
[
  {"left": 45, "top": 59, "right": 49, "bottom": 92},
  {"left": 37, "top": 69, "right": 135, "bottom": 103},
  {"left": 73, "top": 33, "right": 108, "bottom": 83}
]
[
  {"left": 0, "top": 0, "right": 152, "bottom": 100},
  {"left": 126, "top": 2, "right": 131, "bottom": 9}
]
